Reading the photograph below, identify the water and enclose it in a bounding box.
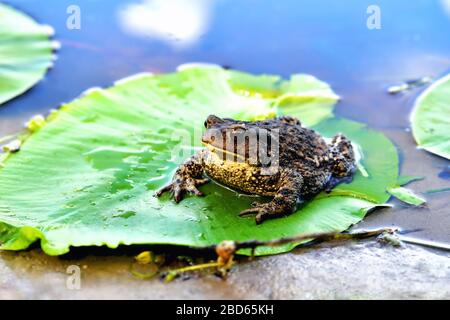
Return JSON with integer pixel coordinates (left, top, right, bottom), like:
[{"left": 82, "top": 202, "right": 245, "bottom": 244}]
[{"left": 1, "top": 0, "right": 449, "bottom": 244}]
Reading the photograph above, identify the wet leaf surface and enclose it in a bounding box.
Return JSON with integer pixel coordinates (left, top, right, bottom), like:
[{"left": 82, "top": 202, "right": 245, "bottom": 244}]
[
  {"left": 387, "top": 186, "right": 426, "bottom": 206},
  {"left": 411, "top": 73, "right": 450, "bottom": 160},
  {"left": 0, "top": 66, "right": 399, "bottom": 256},
  {"left": 0, "top": 3, "right": 55, "bottom": 105}
]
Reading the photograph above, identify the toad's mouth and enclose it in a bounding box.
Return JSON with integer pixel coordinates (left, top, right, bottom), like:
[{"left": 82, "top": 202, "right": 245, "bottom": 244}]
[{"left": 201, "top": 141, "right": 246, "bottom": 161}]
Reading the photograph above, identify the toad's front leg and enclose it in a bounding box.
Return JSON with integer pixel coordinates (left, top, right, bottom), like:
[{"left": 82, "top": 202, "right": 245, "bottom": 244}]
[
  {"left": 239, "top": 169, "right": 303, "bottom": 224},
  {"left": 156, "top": 150, "right": 210, "bottom": 202}
]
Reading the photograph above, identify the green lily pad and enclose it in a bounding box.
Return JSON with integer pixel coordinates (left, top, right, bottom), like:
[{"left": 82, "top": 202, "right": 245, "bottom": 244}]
[
  {"left": 0, "top": 3, "right": 55, "bottom": 105},
  {"left": 411, "top": 73, "right": 450, "bottom": 160},
  {"left": 0, "top": 66, "right": 399, "bottom": 256},
  {"left": 227, "top": 69, "right": 339, "bottom": 125},
  {"left": 387, "top": 186, "right": 426, "bottom": 206}
]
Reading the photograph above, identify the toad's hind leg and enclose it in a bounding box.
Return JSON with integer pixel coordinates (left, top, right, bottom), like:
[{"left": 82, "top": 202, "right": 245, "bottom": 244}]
[
  {"left": 156, "top": 150, "right": 210, "bottom": 202},
  {"left": 324, "top": 175, "right": 354, "bottom": 193},
  {"left": 329, "top": 133, "right": 356, "bottom": 178},
  {"left": 239, "top": 169, "right": 303, "bottom": 224}
]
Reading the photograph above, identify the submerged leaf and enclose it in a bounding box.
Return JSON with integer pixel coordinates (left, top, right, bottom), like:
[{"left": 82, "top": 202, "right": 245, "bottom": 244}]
[
  {"left": 397, "top": 175, "right": 424, "bottom": 186},
  {"left": 0, "top": 3, "right": 55, "bottom": 105},
  {"left": 411, "top": 73, "right": 450, "bottom": 160},
  {"left": 0, "top": 66, "right": 399, "bottom": 256},
  {"left": 425, "top": 187, "right": 450, "bottom": 194}
]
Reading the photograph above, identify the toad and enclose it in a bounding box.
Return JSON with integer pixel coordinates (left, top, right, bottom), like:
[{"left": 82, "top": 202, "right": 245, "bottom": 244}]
[{"left": 156, "top": 115, "right": 356, "bottom": 224}]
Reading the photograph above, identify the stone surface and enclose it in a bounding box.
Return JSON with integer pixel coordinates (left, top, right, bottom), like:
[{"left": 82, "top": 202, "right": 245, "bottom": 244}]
[{"left": 1, "top": 240, "right": 449, "bottom": 300}]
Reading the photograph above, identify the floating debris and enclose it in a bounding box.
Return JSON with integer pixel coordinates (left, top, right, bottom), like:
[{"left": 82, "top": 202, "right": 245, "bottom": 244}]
[
  {"left": 378, "top": 232, "right": 402, "bottom": 247},
  {"left": 130, "top": 251, "right": 166, "bottom": 280},
  {"left": 1, "top": 139, "right": 21, "bottom": 153},
  {"left": 135, "top": 251, "right": 153, "bottom": 265},
  {"left": 26, "top": 115, "right": 46, "bottom": 132},
  {"left": 388, "top": 76, "right": 433, "bottom": 94}
]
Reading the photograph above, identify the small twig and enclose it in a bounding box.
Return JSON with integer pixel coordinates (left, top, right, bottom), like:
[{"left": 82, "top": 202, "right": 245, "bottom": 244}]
[
  {"left": 233, "top": 228, "right": 396, "bottom": 252},
  {"left": 398, "top": 236, "right": 450, "bottom": 251},
  {"left": 163, "top": 262, "right": 222, "bottom": 282},
  {"left": 161, "top": 228, "right": 395, "bottom": 281}
]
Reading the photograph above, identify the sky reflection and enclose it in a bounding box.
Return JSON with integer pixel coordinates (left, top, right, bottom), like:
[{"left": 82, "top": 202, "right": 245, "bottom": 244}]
[
  {"left": 117, "top": 0, "right": 214, "bottom": 49},
  {"left": 441, "top": 0, "right": 450, "bottom": 16}
]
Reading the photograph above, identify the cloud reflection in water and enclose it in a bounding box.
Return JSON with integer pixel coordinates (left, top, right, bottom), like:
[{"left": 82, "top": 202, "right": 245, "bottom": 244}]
[
  {"left": 117, "top": 0, "right": 213, "bottom": 49},
  {"left": 441, "top": 0, "right": 450, "bottom": 17}
]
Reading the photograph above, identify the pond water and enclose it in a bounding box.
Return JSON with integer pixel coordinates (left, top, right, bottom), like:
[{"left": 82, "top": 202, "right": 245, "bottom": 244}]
[{"left": 1, "top": 0, "right": 449, "bottom": 245}]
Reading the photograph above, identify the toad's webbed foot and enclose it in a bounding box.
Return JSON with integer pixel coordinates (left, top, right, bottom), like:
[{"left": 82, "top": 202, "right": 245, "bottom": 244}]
[
  {"left": 239, "top": 169, "right": 303, "bottom": 224},
  {"left": 155, "top": 151, "right": 209, "bottom": 203},
  {"left": 156, "top": 175, "right": 210, "bottom": 203},
  {"left": 239, "top": 202, "right": 288, "bottom": 224},
  {"left": 239, "top": 195, "right": 302, "bottom": 224}
]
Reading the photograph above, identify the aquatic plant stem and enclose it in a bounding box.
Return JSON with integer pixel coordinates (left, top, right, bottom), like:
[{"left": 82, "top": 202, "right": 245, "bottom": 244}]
[{"left": 163, "top": 227, "right": 395, "bottom": 281}]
